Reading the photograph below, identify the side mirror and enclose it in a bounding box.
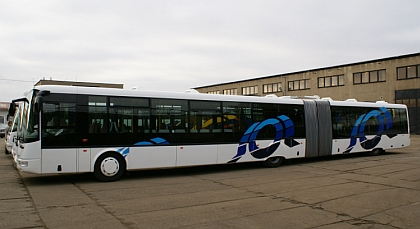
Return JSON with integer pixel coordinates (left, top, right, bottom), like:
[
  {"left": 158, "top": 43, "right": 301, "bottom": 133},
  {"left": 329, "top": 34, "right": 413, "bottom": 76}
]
[
  {"left": 8, "top": 103, "right": 16, "bottom": 116},
  {"left": 33, "top": 90, "right": 50, "bottom": 113},
  {"left": 34, "top": 96, "right": 43, "bottom": 113}
]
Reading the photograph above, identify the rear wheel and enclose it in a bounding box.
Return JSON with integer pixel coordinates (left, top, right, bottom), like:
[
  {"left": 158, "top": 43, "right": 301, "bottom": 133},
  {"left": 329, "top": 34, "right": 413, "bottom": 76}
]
[
  {"left": 261, "top": 156, "right": 284, "bottom": 168},
  {"left": 94, "top": 152, "right": 126, "bottom": 182},
  {"left": 367, "top": 148, "right": 383, "bottom": 156}
]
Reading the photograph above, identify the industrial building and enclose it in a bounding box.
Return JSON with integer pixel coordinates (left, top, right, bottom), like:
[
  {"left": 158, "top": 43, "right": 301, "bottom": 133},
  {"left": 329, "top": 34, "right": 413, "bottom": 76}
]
[
  {"left": 0, "top": 102, "right": 9, "bottom": 124},
  {"left": 194, "top": 53, "right": 420, "bottom": 134}
]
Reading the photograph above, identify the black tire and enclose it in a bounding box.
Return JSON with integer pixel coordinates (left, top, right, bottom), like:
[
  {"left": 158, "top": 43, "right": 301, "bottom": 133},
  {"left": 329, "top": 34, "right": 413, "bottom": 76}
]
[
  {"left": 367, "top": 148, "right": 383, "bottom": 156},
  {"left": 261, "top": 157, "right": 284, "bottom": 168},
  {"left": 94, "top": 152, "right": 126, "bottom": 182}
]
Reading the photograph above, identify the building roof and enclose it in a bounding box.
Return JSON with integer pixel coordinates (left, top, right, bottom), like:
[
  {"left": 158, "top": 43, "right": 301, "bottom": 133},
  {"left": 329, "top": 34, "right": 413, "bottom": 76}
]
[{"left": 34, "top": 79, "right": 124, "bottom": 89}]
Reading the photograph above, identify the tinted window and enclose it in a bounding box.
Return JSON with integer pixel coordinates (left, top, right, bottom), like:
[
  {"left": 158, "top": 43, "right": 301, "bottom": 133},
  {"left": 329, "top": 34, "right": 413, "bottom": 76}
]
[{"left": 41, "top": 94, "right": 77, "bottom": 147}]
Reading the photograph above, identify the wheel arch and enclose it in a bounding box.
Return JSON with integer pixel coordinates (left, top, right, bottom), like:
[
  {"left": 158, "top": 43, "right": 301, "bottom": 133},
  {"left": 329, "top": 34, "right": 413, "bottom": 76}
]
[
  {"left": 261, "top": 156, "right": 285, "bottom": 168},
  {"left": 92, "top": 149, "right": 128, "bottom": 172},
  {"left": 368, "top": 147, "right": 384, "bottom": 156}
]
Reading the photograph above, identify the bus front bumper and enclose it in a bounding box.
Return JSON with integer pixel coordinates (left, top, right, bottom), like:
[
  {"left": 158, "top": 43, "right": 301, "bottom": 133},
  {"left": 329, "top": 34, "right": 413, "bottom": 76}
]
[{"left": 17, "top": 158, "right": 41, "bottom": 174}]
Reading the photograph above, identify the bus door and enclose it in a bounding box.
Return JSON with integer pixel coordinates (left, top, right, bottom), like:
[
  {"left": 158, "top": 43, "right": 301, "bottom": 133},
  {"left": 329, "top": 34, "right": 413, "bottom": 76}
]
[{"left": 41, "top": 99, "right": 78, "bottom": 173}]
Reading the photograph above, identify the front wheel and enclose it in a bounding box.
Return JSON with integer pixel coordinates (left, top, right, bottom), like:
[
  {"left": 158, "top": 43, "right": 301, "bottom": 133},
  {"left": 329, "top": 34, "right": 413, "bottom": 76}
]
[
  {"left": 261, "top": 157, "right": 284, "bottom": 168},
  {"left": 94, "top": 152, "right": 126, "bottom": 182}
]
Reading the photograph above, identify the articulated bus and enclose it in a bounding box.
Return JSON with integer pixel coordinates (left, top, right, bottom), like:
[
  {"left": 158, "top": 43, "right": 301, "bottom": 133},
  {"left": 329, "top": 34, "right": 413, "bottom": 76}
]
[{"left": 11, "top": 85, "right": 410, "bottom": 181}]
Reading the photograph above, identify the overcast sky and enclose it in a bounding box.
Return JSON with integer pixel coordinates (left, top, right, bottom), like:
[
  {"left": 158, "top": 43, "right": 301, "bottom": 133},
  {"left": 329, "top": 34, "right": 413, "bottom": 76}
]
[{"left": 1, "top": 0, "right": 419, "bottom": 102}]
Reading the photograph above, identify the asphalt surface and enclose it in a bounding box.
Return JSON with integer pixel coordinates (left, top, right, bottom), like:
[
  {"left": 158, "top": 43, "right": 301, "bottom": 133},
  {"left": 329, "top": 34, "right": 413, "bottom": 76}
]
[{"left": 1, "top": 136, "right": 419, "bottom": 229}]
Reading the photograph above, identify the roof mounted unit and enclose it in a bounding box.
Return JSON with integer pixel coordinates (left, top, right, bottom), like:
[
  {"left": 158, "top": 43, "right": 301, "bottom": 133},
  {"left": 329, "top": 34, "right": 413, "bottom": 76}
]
[
  {"left": 265, "top": 94, "right": 278, "bottom": 98},
  {"left": 304, "top": 95, "right": 320, "bottom": 100},
  {"left": 184, "top": 89, "right": 199, "bottom": 94},
  {"left": 279, "top": 96, "right": 297, "bottom": 99},
  {"left": 345, "top": 99, "right": 358, "bottom": 102}
]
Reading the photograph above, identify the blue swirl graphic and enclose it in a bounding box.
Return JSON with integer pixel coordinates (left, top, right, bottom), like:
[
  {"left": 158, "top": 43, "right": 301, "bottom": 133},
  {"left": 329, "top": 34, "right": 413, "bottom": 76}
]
[
  {"left": 345, "top": 107, "right": 392, "bottom": 152},
  {"left": 117, "top": 138, "right": 169, "bottom": 158},
  {"left": 229, "top": 115, "right": 294, "bottom": 163},
  {"left": 117, "top": 147, "right": 130, "bottom": 158},
  {"left": 134, "top": 137, "right": 169, "bottom": 146}
]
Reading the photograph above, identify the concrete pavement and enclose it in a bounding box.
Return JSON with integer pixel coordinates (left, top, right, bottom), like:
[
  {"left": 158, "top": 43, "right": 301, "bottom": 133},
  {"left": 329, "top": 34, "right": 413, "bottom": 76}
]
[{"left": 1, "top": 135, "right": 420, "bottom": 229}]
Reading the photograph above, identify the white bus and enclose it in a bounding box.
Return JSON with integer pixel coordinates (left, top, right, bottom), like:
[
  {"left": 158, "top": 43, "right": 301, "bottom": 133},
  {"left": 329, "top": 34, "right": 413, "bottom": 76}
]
[
  {"left": 11, "top": 85, "right": 410, "bottom": 181},
  {"left": 5, "top": 98, "right": 26, "bottom": 157}
]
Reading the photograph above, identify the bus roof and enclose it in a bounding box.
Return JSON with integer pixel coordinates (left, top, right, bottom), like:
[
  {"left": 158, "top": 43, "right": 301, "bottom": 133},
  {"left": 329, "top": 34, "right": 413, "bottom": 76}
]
[{"left": 33, "top": 85, "right": 406, "bottom": 109}]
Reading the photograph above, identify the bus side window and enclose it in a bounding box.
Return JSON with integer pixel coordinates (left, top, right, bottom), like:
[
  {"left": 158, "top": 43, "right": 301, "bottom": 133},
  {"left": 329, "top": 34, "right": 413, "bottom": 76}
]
[
  {"left": 88, "top": 96, "right": 107, "bottom": 134},
  {"left": 43, "top": 102, "right": 76, "bottom": 136},
  {"left": 392, "top": 108, "right": 408, "bottom": 134},
  {"left": 189, "top": 100, "right": 222, "bottom": 133},
  {"left": 222, "top": 102, "right": 251, "bottom": 134},
  {"left": 109, "top": 97, "right": 150, "bottom": 134},
  {"left": 151, "top": 99, "right": 188, "bottom": 134},
  {"left": 331, "top": 106, "right": 351, "bottom": 138}
]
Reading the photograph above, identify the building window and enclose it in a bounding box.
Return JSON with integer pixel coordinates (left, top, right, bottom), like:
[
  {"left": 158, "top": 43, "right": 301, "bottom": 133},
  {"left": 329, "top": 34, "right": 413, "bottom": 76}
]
[
  {"left": 318, "top": 75, "right": 344, "bottom": 88},
  {"left": 397, "top": 65, "right": 420, "bottom": 80},
  {"left": 353, "top": 70, "right": 386, "bottom": 84},
  {"left": 288, "top": 79, "right": 310, "bottom": 91},
  {"left": 223, "top": 88, "right": 238, "bottom": 95},
  {"left": 242, "top": 86, "right": 258, "bottom": 95},
  {"left": 207, "top": 90, "right": 220, "bottom": 94},
  {"left": 378, "top": 69, "right": 386, "bottom": 81},
  {"left": 362, "top": 72, "right": 369, "bottom": 83},
  {"left": 369, "top": 71, "right": 378, "bottom": 82},
  {"left": 263, "top": 83, "right": 282, "bottom": 94}
]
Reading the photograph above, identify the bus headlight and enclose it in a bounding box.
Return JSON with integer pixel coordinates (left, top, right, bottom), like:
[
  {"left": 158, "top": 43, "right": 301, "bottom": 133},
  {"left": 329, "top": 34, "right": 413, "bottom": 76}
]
[{"left": 19, "top": 161, "right": 28, "bottom": 167}]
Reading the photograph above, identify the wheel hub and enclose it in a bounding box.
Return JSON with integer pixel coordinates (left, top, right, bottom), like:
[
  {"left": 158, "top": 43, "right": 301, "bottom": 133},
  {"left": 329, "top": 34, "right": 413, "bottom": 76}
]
[{"left": 101, "top": 157, "right": 120, "bottom": 176}]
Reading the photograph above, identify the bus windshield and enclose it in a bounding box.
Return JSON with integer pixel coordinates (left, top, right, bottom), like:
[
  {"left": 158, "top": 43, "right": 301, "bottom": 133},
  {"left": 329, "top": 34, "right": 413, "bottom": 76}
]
[{"left": 21, "top": 90, "right": 39, "bottom": 143}]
